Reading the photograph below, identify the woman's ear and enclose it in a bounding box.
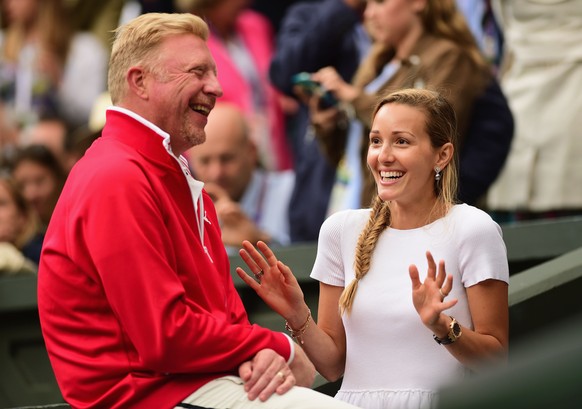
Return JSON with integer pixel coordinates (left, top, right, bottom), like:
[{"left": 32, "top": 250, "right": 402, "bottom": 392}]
[
  {"left": 436, "top": 142, "right": 454, "bottom": 170},
  {"left": 412, "top": 0, "right": 428, "bottom": 14}
]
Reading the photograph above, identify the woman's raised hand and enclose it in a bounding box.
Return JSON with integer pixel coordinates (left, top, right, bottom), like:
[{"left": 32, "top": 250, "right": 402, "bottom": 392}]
[
  {"left": 409, "top": 251, "right": 458, "bottom": 328},
  {"left": 236, "top": 241, "right": 307, "bottom": 322}
]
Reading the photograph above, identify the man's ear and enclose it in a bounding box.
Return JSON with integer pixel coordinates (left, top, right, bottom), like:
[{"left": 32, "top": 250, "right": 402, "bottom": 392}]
[
  {"left": 436, "top": 142, "right": 454, "bottom": 170},
  {"left": 127, "top": 67, "right": 148, "bottom": 99}
]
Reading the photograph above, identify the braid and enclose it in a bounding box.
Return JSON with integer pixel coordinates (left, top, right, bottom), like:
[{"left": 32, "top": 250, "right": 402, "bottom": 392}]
[{"left": 339, "top": 197, "right": 390, "bottom": 315}]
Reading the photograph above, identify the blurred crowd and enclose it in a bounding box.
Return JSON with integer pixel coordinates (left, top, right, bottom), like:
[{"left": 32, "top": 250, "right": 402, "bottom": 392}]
[{"left": 1, "top": 0, "right": 581, "bottom": 275}]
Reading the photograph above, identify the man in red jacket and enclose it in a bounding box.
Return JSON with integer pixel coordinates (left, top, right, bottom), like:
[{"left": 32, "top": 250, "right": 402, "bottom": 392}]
[{"left": 37, "top": 12, "right": 357, "bottom": 409}]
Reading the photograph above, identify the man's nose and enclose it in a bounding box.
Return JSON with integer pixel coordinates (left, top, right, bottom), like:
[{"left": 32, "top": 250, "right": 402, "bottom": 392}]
[{"left": 205, "top": 73, "right": 223, "bottom": 98}]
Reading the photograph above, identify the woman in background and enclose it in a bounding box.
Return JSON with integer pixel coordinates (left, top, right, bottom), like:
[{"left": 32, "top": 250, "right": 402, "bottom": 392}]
[
  {"left": 0, "top": 172, "right": 41, "bottom": 273},
  {"left": 304, "top": 0, "right": 500, "bottom": 215},
  {"left": 10, "top": 144, "right": 66, "bottom": 233},
  {"left": 0, "top": 0, "right": 108, "bottom": 131}
]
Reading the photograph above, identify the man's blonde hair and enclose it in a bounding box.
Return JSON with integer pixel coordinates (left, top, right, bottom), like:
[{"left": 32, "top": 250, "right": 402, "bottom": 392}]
[{"left": 108, "top": 13, "right": 209, "bottom": 104}]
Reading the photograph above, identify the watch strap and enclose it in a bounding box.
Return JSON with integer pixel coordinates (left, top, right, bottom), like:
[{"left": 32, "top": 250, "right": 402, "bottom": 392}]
[{"left": 433, "top": 316, "right": 461, "bottom": 345}]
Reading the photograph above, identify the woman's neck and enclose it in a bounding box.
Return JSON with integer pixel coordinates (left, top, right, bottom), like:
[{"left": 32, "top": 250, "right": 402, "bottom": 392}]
[
  {"left": 394, "top": 23, "right": 424, "bottom": 61},
  {"left": 389, "top": 198, "right": 450, "bottom": 230}
]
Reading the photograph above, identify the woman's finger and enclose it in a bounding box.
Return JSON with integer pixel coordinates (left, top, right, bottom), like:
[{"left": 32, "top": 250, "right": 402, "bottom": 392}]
[
  {"left": 241, "top": 240, "right": 270, "bottom": 272},
  {"left": 425, "top": 251, "right": 436, "bottom": 279},
  {"left": 238, "top": 246, "right": 260, "bottom": 274},
  {"left": 235, "top": 266, "right": 261, "bottom": 290},
  {"left": 256, "top": 241, "right": 279, "bottom": 268},
  {"left": 441, "top": 274, "right": 454, "bottom": 297},
  {"left": 435, "top": 259, "right": 447, "bottom": 287},
  {"left": 408, "top": 264, "right": 421, "bottom": 290}
]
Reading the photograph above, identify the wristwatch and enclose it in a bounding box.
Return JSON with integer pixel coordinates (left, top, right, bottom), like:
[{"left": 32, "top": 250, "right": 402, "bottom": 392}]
[{"left": 433, "top": 316, "right": 462, "bottom": 345}]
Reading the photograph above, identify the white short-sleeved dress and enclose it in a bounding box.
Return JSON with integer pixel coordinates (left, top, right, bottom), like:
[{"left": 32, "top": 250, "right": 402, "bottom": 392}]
[{"left": 311, "top": 204, "right": 509, "bottom": 409}]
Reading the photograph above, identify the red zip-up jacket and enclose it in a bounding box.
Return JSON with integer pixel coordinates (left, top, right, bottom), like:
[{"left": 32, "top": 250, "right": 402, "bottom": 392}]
[{"left": 38, "top": 110, "right": 291, "bottom": 408}]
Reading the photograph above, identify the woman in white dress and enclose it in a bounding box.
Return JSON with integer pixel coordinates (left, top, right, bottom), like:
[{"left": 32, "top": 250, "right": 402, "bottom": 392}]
[{"left": 236, "top": 88, "right": 509, "bottom": 409}]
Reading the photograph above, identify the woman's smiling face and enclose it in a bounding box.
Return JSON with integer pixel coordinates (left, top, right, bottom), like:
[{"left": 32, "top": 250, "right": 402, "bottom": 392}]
[{"left": 367, "top": 103, "right": 441, "bottom": 206}]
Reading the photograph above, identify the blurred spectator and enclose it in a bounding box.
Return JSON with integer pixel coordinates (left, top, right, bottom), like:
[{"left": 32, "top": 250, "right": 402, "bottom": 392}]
[
  {"left": 9, "top": 144, "right": 66, "bottom": 232},
  {"left": 0, "top": 102, "right": 18, "bottom": 158},
  {"left": 177, "top": 0, "right": 295, "bottom": 171},
  {"left": 118, "top": 0, "right": 177, "bottom": 26},
  {"left": 269, "top": 0, "right": 370, "bottom": 242},
  {"left": 487, "top": 0, "right": 582, "bottom": 222},
  {"left": 0, "top": 172, "right": 41, "bottom": 273},
  {"left": 19, "top": 113, "right": 70, "bottom": 167},
  {"left": 455, "top": 0, "right": 504, "bottom": 70},
  {"left": 66, "top": 0, "right": 125, "bottom": 49},
  {"left": 0, "top": 0, "right": 108, "bottom": 134},
  {"left": 251, "top": 0, "right": 299, "bottom": 33},
  {"left": 64, "top": 126, "right": 101, "bottom": 171},
  {"left": 280, "top": 0, "right": 512, "bottom": 241},
  {"left": 187, "top": 102, "right": 294, "bottom": 252}
]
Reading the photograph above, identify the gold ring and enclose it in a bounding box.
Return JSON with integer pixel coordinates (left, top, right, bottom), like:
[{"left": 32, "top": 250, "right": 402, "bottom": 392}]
[
  {"left": 276, "top": 371, "right": 285, "bottom": 381},
  {"left": 439, "top": 289, "right": 445, "bottom": 299}
]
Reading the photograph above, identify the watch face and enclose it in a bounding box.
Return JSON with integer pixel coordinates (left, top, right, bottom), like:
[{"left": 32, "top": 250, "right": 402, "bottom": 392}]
[{"left": 452, "top": 322, "right": 461, "bottom": 337}]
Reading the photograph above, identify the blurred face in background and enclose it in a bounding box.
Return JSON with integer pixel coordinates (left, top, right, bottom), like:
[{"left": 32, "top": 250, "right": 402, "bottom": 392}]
[
  {"left": 0, "top": 179, "right": 27, "bottom": 243},
  {"left": 203, "top": 0, "right": 252, "bottom": 33},
  {"left": 364, "top": 0, "right": 425, "bottom": 47},
  {"left": 12, "top": 159, "right": 59, "bottom": 225},
  {"left": 2, "top": 0, "right": 38, "bottom": 26},
  {"left": 188, "top": 103, "right": 256, "bottom": 202},
  {"left": 22, "top": 119, "right": 68, "bottom": 165}
]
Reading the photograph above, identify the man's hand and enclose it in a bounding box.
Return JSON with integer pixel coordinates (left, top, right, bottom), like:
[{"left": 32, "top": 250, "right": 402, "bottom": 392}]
[
  {"left": 238, "top": 349, "right": 296, "bottom": 401},
  {"left": 289, "top": 343, "right": 316, "bottom": 387}
]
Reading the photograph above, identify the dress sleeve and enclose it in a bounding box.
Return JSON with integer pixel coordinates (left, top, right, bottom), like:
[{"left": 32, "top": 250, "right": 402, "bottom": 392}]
[
  {"left": 310, "top": 211, "right": 349, "bottom": 286},
  {"left": 456, "top": 207, "right": 510, "bottom": 288}
]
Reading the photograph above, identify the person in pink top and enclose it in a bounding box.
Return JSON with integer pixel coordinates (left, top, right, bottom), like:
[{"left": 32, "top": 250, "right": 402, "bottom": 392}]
[
  {"left": 37, "top": 12, "right": 358, "bottom": 409},
  {"left": 180, "top": 0, "right": 294, "bottom": 171}
]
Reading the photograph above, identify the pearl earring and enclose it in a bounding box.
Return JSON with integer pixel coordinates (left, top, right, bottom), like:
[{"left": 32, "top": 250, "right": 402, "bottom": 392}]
[{"left": 434, "top": 166, "right": 441, "bottom": 181}]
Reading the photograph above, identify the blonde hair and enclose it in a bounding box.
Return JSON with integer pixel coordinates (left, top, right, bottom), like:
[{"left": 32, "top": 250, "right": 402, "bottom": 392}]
[
  {"left": 338, "top": 88, "right": 458, "bottom": 315},
  {"left": 108, "top": 13, "right": 209, "bottom": 104}
]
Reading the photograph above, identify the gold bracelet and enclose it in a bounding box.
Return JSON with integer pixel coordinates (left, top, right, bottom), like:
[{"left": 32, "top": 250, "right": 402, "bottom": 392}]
[{"left": 284, "top": 309, "right": 311, "bottom": 345}]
